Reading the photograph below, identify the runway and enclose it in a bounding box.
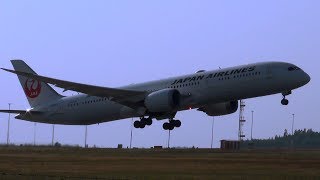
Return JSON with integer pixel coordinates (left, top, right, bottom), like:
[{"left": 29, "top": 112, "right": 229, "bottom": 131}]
[{"left": 0, "top": 147, "right": 319, "bottom": 179}]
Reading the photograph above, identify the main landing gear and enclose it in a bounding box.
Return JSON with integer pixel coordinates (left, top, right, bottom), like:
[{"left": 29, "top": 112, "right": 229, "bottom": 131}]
[
  {"left": 281, "top": 91, "right": 291, "bottom": 106},
  {"left": 133, "top": 117, "right": 181, "bottom": 130},
  {"left": 162, "top": 119, "right": 181, "bottom": 131},
  {"left": 134, "top": 117, "right": 152, "bottom": 129}
]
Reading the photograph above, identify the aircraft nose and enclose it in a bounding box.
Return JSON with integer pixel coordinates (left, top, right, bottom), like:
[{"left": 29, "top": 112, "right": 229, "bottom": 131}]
[{"left": 303, "top": 72, "right": 311, "bottom": 84}]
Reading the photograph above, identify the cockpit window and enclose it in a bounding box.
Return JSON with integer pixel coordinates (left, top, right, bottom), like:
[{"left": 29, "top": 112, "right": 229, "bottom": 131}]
[
  {"left": 288, "top": 67, "right": 295, "bottom": 71},
  {"left": 288, "top": 66, "right": 300, "bottom": 71}
]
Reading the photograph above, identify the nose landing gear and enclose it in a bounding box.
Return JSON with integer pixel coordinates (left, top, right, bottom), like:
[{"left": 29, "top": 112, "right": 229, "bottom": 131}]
[
  {"left": 281, "top": 98, "right": 289, "bottom": 106},
  {"left": 281, "top": 90, "right": 292, "bottom": 106}
]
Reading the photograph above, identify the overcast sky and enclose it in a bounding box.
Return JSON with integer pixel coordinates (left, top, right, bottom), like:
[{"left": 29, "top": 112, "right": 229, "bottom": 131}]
[{"left": 0, "top": 1, "right": 319, "bottom": 148}]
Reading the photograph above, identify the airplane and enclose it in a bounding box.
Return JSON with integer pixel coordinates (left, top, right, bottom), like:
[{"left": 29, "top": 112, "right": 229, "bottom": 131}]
[{"left": 0, "top": 60, "right": 310, "bottom": 130}]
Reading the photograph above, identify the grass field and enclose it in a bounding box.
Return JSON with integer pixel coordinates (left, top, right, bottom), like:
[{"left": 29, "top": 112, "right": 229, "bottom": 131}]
[{"left": 0, "top": 147, "right": 319, "bottom": 180}]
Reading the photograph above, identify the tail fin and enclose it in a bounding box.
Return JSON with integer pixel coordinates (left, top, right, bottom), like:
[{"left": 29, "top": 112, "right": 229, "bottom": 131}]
[{"left": 11, "top": 60, "right": 63, "bottom": 107}]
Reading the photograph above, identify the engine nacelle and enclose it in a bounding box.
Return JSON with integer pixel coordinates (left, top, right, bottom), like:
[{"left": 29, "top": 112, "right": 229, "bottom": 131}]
[
  {"left": 199, "top": 101, "right": 238, "bottom": 116},
  {"left": 144, "top": 89, "right": 180, "bottom": 112}
]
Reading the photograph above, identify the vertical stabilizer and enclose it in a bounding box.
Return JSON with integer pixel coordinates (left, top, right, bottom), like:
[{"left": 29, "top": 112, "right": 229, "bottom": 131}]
[{"left": 11, "top": 60, "right": 63, "bottom": 107}]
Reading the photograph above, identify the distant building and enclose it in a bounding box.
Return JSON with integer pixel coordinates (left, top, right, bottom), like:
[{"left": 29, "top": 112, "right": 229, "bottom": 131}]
[
  {"left": 154, "top": 146, "right": 163, "bottom": 149},
  {"left": 220, "top": 140, "right": 240, "bottom": 150}
]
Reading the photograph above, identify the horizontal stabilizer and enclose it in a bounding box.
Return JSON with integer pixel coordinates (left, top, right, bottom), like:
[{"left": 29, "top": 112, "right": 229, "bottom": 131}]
[{"left": 0, "top": 110, "right": 30, "bottom": 114}]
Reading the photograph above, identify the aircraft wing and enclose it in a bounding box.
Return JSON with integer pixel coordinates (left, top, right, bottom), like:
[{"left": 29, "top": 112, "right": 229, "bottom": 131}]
[{"left": 1, "top": 68, "right": 147, "bottom": 109}]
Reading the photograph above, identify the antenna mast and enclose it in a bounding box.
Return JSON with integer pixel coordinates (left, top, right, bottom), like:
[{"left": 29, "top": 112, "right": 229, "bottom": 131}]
[{"left": 238, "top": 100, "right": 246, "bottom": 141}]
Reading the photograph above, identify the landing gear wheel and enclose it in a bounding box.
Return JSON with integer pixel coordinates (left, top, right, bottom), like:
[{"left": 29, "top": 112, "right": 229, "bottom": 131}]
[
  {"left": 168, "top": 124, "right": 174, "bottom": 130},
  {"left": 163, "top": 122, "right": 170, "bottom": 130},
  {"left": 145, "top": 118, "right": 152, "bottom": 126},
  {"left": 163, "top": 118, "right": 182, "bottom": 130},
  {"left": 281, "top": 99, "right": 289, "bottom": 105},
  {"left": 134, "top": 121, "right": 141, "bottom": 128},
  {"left": 139, "top": 123, "right": 146, "bottom": 128},
  {"left": 173, "top": 120, "right": 181, "bottom": 128},
  {"left": 140, "top": 118, "right": 147, "bottom": 124}
]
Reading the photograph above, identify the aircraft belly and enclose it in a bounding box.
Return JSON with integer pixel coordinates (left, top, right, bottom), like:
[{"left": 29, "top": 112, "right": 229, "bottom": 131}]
[
  {"left": 73, "top": 104, "right": 123, "bottom": 124},
  {"left": 43, "top": 102, "right": 125, "bottom": 125}
]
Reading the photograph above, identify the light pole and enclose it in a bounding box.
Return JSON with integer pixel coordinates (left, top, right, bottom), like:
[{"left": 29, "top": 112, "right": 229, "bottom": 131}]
[
  {"left": 167, "top": 130, "right": 171, "bottom": 148},
  {"left": 7, "top": 103, "right": 11, "bottom": 145},
  {"left": 291, "top": 114, "right": 295, "bottom": 135},
  {"left": 52, "top": 125, "right": 55, "bottom": 146},
  {"left": 210, "top": 116, "right": 215, "bottom": 149},
  {"left": 84, "top": 125, "right": 88, "bottom": 148},
  {"left": 251, "top": 111, "right": 254, "bottom": 140},
  {"left": 33, "top": 122, "right": 36, "bottom": 146},
  {"left": 130, "top": 118, "right": 133, "bottom": 149}
]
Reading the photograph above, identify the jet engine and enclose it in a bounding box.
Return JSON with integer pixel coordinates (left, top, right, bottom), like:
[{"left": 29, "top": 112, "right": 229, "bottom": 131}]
[
  {"left": 144, "top": 89, "right": 180, "bottom": 112},
  {"left": 198, "top": 101, "right": 238, "bottom": 116}
]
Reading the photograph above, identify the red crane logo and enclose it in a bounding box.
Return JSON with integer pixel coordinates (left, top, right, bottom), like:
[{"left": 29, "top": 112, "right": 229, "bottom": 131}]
[{"left": 24, "top": 79, "right": 41, "bottom": 98}]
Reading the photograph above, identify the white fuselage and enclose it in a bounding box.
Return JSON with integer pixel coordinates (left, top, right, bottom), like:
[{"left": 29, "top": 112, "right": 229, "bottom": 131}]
[{"left": 17, "top": 62, "right": 310, "bottom": 125}]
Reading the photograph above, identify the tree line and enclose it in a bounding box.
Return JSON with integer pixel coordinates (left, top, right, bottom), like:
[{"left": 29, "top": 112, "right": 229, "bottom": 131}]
[{"left": 241, "top": 129, "right": 320, "bottom": 149}]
